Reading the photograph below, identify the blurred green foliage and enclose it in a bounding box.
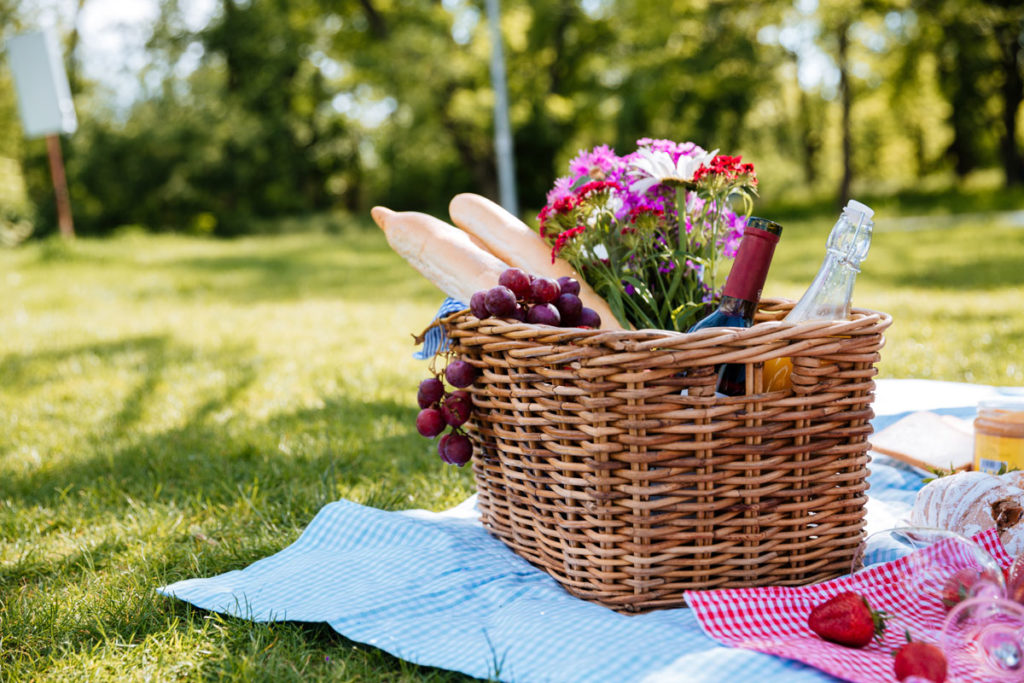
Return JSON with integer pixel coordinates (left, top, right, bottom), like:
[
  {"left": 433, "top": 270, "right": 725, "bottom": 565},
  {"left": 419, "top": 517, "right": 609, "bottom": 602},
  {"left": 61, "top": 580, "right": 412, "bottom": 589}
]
[{"left": 1, "top": 0, "right": 1023, "bottom": 236}]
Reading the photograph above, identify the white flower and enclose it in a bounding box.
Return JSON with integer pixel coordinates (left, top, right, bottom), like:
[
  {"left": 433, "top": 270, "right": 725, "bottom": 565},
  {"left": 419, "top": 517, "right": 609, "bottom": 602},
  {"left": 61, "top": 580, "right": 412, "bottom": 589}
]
[{"left": 628, "top": 147, "right": 718, "bottom": 195}]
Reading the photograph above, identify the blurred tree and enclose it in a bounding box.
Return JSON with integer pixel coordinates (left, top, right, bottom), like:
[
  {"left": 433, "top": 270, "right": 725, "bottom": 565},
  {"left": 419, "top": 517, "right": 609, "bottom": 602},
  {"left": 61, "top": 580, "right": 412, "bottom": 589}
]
[
  {"left": 0, "top": 0, "right": 24, "bottom": 162},
  {"left": 0, "top": 0, "right": 35, "bottom": 245},
  {"left": 909, "top": 0, "right": 1023, "bottom": 186},
  {"left": 991, "top": 2, "right": 1024, "bottom": 186},
  {"left": 28, "top": 0, "right": 361, "bottom": 235},
  {"left": 607, "top": 2, "right": 780, "bottom": 153},
  {"left": 11, "top": 0, "right": 1024, "bottom": 234}
]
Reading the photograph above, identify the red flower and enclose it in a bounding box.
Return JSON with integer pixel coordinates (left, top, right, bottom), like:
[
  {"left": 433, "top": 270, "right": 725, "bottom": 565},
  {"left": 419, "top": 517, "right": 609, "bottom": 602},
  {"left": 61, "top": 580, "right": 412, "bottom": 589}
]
[
  {"left": 574, "top": 180, "right": 622, "bottom": 198},
  {"left": 552, "top": 194, "right": 578, "bottom": 212},
  {"left": 538, "top": 206, "right": 553, "bottom": 238},
  {"left": 552, "top": 225, "right": 586, "bottom": 263},
  {"left": 693, "top": 155, "right": 757, "bottom": 184},
  {"left": 538, "top": 194, "right": 580, "bottom": 238},
  {"left": 627, "top": 206, "right": 665, "bottom": 224}
]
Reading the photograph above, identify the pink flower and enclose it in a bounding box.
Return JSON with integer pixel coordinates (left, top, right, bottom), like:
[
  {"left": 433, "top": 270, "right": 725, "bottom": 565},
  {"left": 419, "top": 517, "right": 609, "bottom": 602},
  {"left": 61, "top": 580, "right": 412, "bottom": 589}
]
[
  {"left": 546, "top": 176, "right": 575, "bottom": 204},
  {"left": 569, "top": 145, "right": 620, "bottom": 181},
  {"left": 720, "top": 211, "right": 746, "bottom": 258}
]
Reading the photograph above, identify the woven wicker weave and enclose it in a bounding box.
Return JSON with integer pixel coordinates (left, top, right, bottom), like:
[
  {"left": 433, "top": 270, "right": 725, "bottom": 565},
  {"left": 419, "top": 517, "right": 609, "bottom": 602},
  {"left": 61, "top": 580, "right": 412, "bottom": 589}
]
[{"left": 442, "top": 298, "right": 892, "bottom": 613}]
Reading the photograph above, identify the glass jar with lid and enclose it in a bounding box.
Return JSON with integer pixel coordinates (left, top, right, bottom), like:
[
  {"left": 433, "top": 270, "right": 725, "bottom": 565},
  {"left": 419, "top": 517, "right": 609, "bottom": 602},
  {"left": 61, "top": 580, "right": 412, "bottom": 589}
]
[{"left": 974, "top": 398, "right": 1024, "bottom": 474}]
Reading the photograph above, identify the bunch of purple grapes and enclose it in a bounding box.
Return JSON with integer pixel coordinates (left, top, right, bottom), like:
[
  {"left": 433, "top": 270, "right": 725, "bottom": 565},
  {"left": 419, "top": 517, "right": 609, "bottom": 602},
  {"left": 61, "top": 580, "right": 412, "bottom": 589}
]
[
  {"left": 470, "top": 268, "right": 602, "bottom": 328},
  {"left": 415, "top": 359, "right": 477, "bottom": 466}
]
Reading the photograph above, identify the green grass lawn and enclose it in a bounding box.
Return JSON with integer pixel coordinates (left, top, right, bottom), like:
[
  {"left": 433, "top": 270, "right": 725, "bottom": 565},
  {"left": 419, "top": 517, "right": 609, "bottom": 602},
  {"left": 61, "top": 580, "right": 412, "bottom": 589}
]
[{"left": 2, "top": 212, "right": 1024, "bottom": 681}]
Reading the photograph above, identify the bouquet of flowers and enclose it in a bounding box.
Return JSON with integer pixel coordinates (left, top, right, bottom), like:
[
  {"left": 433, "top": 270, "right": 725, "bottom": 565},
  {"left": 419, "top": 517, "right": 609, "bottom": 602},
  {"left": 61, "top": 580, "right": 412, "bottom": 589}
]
[{"left": 538, "top": 138, "right": 759, "bottom": 331}]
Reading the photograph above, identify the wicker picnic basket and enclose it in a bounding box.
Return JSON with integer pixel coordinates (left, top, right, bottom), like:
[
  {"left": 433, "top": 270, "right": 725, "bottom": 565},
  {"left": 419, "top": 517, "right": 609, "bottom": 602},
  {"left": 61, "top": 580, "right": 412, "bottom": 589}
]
[{"left": 442, "top": 298, "right": 892, "bottom": 613}]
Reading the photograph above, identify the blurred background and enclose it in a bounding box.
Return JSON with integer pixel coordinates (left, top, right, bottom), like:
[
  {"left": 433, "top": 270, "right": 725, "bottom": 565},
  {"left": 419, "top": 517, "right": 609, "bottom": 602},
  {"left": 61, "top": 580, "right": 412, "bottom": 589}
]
[
  {"left": 1, "top": 6, "right": 1023, "bottom": 678},
  {"left": 1, "top": 0, "right": 1023, "bottom": 238}
]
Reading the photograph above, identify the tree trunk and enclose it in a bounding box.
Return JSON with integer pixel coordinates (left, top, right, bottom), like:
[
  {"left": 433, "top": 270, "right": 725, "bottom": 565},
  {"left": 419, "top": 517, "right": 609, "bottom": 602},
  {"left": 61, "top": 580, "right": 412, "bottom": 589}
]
[
  {"left": 936, "top": 19, "right": 987, "bottom": 180},
  {"left": 548, "top": 0, "right": 575, "bottom": 95},
  {"left": 837, "top": 21, "right": 852, "bottom": 208},
  {"left": 996, "top": 21, "right": 1024, "bottom": 187},
  {"left": 357, "top": 0, "right": 387, "bottom": 39},
  {"left": 784, "top": 49, "right": 819, "bottom": 187},
  {"left": 798, "top": 88, "right": 819, "bottom": 186},
  {"left": 913, "top": 124, "right": 926, "bottom": 178}
]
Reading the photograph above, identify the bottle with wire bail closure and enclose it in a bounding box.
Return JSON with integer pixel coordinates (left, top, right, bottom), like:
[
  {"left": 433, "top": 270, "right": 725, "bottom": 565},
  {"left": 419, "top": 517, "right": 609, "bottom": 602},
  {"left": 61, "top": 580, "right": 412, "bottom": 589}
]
[{"left": 764, "top": 200, "right": 874, "bottom": 393}]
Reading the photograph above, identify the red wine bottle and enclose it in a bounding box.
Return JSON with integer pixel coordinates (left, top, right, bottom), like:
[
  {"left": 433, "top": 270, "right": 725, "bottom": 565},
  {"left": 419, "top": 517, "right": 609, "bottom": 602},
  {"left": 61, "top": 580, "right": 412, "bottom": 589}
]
[{"left": 688, "top": 217, "right": 783, "bottom": 395}]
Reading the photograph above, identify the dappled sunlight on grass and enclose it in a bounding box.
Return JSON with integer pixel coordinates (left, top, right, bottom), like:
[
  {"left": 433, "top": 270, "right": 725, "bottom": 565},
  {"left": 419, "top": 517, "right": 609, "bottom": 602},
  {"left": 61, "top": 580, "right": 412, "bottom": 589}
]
[
  {"left": 0, "top": 228, "right": 476, "bottom": 681},
  {"left": 1, "top": 215, "right": 1022, "bottom": 680}
]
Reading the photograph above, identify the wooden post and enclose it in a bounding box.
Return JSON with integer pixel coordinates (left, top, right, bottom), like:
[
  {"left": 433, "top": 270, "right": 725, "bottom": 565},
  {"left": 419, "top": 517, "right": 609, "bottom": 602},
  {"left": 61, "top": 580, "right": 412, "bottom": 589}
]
[{"left": 45, "top": 134, "right": 75, "bottom": 238}]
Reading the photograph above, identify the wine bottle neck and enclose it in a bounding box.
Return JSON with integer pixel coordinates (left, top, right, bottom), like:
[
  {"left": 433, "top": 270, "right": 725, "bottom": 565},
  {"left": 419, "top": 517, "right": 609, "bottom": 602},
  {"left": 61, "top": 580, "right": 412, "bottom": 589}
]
[{"left": 722, "top": 220, "right": 782, "bottom": 304}]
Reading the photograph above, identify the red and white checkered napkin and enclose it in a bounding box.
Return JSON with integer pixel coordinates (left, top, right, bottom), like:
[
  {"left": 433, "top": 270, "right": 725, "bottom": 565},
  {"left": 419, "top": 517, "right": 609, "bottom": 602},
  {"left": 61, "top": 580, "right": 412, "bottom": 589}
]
[{"left": 684, "top": 529, "right": 1015, "bottom": 683}]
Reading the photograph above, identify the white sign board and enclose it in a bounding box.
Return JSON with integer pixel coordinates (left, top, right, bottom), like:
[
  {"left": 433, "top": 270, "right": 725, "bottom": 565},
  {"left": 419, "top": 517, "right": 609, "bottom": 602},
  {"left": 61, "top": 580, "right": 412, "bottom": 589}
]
[{"left": 6, "top": 30, "right": 78, "bottom": 139}]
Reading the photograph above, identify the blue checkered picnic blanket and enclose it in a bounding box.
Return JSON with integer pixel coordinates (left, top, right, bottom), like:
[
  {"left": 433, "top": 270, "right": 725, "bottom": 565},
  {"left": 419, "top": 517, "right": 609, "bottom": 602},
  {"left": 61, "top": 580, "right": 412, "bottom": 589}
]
[{"left": 158, "top": 380, "right": 1017, "bottom": 682}]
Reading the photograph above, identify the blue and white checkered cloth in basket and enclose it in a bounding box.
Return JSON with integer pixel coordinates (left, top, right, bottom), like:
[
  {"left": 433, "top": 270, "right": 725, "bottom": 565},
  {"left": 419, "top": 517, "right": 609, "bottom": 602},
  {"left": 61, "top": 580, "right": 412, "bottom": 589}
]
[
  {"left": 412, "top": 297, "right": 465, "bottom": 360},
  {"left": 159, "top": 379, "right": 1023, "bottom": 682}
]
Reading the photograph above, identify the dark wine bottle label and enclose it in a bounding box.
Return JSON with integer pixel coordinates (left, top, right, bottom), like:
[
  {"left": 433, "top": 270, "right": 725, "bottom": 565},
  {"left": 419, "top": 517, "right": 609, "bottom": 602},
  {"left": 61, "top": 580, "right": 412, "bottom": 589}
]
[{"left": 723, "top": 223, "right": 781, "bottom": 302}]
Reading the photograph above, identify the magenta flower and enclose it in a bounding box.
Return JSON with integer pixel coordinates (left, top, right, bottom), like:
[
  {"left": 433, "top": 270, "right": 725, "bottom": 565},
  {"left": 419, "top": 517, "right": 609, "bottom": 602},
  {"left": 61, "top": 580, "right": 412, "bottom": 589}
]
[
  {"left": 569, "top": 145, "right": 620, "bottom": 181},
  {"left": 721, "top": 211, "right": 746, "bottom": 258},
  {"left": 546, "top": 176, "right": 575, "bottom": 204}
]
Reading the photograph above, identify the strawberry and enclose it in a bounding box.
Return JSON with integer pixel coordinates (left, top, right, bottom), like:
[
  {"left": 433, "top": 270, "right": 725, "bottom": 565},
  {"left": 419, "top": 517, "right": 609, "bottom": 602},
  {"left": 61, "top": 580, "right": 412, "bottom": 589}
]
[
  {"left": 940, "top": 567, "right": 979, "bottom": 610},
  {"left": 807, "top": 591, "right": 888, "bottom": 648},
  {"left": 894, "top": 635, "right": 947, "bottom": 683}
]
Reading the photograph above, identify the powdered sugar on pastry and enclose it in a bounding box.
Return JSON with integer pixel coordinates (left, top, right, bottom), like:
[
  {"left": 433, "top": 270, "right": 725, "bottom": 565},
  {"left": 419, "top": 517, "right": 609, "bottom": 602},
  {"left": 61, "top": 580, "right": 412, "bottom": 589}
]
[
  {"left": 911, "top": 471, "right": 1024, "bottom": 554},
  {"left": 1001, "top": 470, "right": 1024, "bottom": 491}
]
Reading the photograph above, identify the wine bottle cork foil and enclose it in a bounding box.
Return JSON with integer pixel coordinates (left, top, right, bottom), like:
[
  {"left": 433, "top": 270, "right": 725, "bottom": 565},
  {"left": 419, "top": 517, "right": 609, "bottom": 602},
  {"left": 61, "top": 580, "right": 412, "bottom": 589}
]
[{"left": 974, "top": 398, "right": 1024, "bottom": 474}]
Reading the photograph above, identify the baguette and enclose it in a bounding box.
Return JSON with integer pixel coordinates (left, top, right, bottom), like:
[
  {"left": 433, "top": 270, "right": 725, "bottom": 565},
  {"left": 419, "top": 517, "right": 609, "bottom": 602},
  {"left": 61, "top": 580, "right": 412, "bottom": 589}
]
[
  {"left": 448, "top": 193, "right": 621, "bottom": 329},
  {"left": 371, "top": 206, "right": 508, "bottom": 304}
]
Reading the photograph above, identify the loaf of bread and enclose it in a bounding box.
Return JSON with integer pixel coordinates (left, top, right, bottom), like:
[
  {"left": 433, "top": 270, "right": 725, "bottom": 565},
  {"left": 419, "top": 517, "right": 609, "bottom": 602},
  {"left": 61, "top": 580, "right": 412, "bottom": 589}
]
[
  {"left": 910, "top": 471, "right": 1024, "bottom": 554},
  {"left": 448, "top": 193, "right": 621, "bottom": 329},
  {"left": 371, "top": 207, "right": 509, "bottom": 305}
]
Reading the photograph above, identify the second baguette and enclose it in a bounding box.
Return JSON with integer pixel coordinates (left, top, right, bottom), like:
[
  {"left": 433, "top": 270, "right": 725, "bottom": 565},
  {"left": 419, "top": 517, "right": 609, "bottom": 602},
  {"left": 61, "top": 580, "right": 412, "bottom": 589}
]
[{"left": 448, "top": 193, "right": 621, "bottom": 329}]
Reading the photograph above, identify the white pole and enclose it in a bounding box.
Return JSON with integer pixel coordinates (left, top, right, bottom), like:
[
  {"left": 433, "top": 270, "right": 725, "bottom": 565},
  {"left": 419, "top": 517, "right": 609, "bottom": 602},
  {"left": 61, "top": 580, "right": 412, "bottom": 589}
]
[{"left": 484, "top": 0, "right": 518, "bottom": 216}]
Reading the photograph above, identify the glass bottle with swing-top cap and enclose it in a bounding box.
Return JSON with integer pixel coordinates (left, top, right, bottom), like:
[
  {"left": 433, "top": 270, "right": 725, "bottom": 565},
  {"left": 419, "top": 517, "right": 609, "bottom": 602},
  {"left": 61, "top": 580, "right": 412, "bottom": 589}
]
[{"left": 764, "top": 200, "right": 874, "bottom": 393}]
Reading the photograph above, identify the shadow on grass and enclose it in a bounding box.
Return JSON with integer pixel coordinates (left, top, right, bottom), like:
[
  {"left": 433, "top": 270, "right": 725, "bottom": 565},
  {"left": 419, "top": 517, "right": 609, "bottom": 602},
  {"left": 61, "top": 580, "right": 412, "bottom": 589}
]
[
  {"left": 0, "top": 351, "right": 475, "bottom": 679},
  {"left": 0, "top": 391, "right": 428, "bottom": 513},
  {"left": 866, "top": 250, "right": 1024, "bottom": 292},
  {"left": 158, "top": 240, "right": 436, "bottom": 305},
  {"left": 24, "top": 231, "right": 443, "bottom": 307},
  {"left": 0, "top": 330, "right": 439, "bottom": 581},
  {"left": 0, "top": 334, "right": 170, "bottom": 390},
  {"left": 762, "top": 182, "right": 1024, "bottom": 222}
]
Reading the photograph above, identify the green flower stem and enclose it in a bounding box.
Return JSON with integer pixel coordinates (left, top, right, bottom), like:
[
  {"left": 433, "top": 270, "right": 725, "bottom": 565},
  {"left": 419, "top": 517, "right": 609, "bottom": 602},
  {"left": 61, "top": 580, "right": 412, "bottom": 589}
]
[{"left": 709, "top": 192, "right": 726, "bottom": 294}]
